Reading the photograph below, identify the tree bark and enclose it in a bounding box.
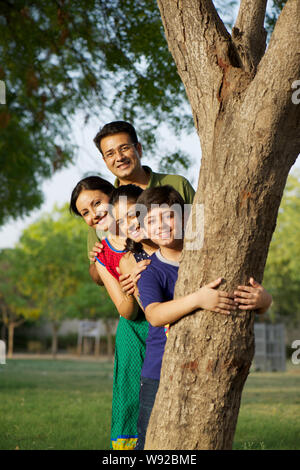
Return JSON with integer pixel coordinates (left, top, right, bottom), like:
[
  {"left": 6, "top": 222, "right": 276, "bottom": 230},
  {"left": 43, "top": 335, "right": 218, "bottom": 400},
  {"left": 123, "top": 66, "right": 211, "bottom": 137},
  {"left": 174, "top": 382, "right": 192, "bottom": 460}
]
[
  {"left": 145, "top": 0, "right": 300, "bottom": 450},
  {"left": 7, "top": 323, "right": 14, "bottom": 359},
  {"left": 232, "top": 0, "right": 268, "bottom": 72},
  {"left": 7, "top": 318, "right": 25, "bottom": 358},
  {"left": 103, "top": 319, "right": 114, "bottom": 359},
  {"left": 51, "top": 322, "right": 60, "bottom": 358}
]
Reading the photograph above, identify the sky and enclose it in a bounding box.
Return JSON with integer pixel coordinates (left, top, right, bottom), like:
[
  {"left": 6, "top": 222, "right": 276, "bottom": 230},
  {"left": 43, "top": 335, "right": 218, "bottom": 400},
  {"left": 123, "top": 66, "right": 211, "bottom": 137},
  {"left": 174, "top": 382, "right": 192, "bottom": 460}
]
[{"left": 0, "top": 116, "right": 202, "bottom": 249}]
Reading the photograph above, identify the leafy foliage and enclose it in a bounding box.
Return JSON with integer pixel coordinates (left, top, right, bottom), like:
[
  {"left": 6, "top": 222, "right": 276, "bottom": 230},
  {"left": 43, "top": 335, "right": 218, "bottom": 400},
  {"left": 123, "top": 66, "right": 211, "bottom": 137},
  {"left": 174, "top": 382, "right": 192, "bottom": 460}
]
[
  {"left": 264, "top": 171, "right": 300, "bottom": 324},
  {"left": 0, "top": 0, "right": 189, "bottom": 225},
  {"left": 0, "top": 248, "right": 40, "bottom": 326},
  {"left": 0, "top": 0, "right": 285, "bottom": 226}
]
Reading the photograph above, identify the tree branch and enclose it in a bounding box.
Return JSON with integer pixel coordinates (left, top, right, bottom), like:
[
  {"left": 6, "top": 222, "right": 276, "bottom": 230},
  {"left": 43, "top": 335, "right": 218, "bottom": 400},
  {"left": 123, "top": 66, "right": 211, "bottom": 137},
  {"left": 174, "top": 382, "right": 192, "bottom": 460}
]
[
  {"left": 241, "top": 0, "right": 300, "bottom": 163},
  {"left": 232, "top": 0, "right": 268, "bottom": 73},
  {"left": 156, "top": 0, "right": 242, "bottom": 158},
  {"left": 156, "top": 0, "right": 239, "bottom": 83},
  {"left": 14, "top": 318, "right": 25, "bottom": 328}
]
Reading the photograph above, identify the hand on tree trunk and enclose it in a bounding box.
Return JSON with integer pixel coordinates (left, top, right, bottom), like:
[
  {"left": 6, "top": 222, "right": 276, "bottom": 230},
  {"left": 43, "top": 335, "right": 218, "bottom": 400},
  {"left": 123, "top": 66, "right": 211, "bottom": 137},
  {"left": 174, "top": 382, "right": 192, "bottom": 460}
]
[{"left": 234, "top": 277, "right": 272, "bottom": 314}]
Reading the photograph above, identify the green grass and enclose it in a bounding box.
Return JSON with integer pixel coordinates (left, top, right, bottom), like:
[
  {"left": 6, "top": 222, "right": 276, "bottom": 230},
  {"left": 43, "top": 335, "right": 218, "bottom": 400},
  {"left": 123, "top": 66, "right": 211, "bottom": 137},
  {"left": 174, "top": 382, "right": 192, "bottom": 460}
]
[
  {"left": 234, "top": 364, "right": 300, "bottom": 450},
  {"left": 0, "top": 358, "right": 299, "bottom": 450},
  {"left": 0, "top": 358, "right": 113, "bottom": 450}
]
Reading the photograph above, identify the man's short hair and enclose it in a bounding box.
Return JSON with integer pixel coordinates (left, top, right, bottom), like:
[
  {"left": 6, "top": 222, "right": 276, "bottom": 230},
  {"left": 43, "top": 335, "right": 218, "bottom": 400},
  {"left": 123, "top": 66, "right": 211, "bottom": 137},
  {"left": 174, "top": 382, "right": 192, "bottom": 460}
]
[{"left": 93, "top": 121, "right": 138, "bottom": 154}]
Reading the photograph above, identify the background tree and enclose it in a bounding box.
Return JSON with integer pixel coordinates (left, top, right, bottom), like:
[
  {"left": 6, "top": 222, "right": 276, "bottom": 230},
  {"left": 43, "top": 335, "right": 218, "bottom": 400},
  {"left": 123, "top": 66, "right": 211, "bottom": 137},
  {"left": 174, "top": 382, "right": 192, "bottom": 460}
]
[
  {"left": 0, "top": 249, "right": 40, "bottom": 358},
  {"left": 0, "top": 0, "right": 188, "bottom": 226},
  {"left": 145, "top": 0, "right": 300, "bottom": 450},
  {"left": 264, "top": 171, "right": 300, "bottom": 324},
  {"left": 66, "top": 275, "right": 118, "bottom": 358}
]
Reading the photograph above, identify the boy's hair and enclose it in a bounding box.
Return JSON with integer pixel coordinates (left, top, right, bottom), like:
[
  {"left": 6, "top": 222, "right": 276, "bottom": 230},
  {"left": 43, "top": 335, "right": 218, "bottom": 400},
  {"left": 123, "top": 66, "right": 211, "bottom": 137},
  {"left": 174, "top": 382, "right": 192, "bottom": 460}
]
[
  {"left": 93, "top": 121, "right": 138, "bottom": 154},
  {"left": 136, "top": 185, "right": 185, "bottom": 222},
  {"left": 70, "top": 176, "right": 114, "bottom": 216}
]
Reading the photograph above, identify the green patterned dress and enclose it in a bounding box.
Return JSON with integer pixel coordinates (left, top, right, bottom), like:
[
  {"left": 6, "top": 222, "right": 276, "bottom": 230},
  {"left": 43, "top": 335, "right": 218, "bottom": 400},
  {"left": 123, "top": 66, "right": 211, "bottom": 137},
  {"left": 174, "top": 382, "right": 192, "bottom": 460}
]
[
  {"left": 98, "top": 245, "right": 149, "bottom": 450},
  {"left": 111, "top": 311, "right": 149, "bottom": 450}
]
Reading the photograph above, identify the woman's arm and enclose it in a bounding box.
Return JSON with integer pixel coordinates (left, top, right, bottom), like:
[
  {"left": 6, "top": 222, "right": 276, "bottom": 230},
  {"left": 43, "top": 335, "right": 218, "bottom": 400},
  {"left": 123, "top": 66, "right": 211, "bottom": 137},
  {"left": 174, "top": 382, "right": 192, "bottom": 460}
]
[{"left": 95, "top": 262, "right": 139, "bottom": 320}]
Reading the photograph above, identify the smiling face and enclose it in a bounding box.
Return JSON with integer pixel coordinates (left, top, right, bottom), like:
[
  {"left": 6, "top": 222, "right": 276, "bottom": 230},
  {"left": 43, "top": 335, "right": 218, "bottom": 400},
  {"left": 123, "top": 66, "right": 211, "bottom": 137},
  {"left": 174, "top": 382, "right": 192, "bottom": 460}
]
[
  {"left": 100, "top": 132, "right": 143, "bottom": 181},
  {"left": 143, "top": 206, "right": 183, "bottom": 249},
  {"left": 75, "top": 189, "right": 111, "bottom": 230},
  {"left": 112, "top": 199, "right": 145, "bottom": 242}
]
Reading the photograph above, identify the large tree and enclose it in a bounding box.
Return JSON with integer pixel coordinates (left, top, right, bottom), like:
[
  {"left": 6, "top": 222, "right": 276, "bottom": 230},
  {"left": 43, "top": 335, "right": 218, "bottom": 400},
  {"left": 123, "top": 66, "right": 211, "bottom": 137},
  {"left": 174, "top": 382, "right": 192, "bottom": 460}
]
[{"left": 145, "top": 0, "right": 300, "bottom": 450}]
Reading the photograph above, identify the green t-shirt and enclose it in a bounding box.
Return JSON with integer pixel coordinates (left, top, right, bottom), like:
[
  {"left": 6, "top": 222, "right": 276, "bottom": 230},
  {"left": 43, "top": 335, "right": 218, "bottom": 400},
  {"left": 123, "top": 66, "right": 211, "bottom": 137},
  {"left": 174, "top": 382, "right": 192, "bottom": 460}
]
[{"left": 87, "top": 166, "right": 195, "bottom": 262}]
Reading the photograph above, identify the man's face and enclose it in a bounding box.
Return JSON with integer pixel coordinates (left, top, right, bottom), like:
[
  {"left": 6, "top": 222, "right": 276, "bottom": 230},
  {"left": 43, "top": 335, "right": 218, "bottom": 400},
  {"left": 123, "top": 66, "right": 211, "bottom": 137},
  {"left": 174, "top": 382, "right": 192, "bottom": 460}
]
[
  {"left": 143, "top": 206, "right": 183, "bottom": 249},
  {"left": 100, "top": 132, "right": 143, "bottom": 180}
]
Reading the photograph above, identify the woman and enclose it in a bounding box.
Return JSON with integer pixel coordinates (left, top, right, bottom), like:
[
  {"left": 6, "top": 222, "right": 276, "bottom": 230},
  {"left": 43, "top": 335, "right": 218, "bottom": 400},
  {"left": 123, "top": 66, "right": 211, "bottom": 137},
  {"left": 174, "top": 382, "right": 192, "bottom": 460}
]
[{"left": 70, "top": 177, "right": 150, "bottom": 450}]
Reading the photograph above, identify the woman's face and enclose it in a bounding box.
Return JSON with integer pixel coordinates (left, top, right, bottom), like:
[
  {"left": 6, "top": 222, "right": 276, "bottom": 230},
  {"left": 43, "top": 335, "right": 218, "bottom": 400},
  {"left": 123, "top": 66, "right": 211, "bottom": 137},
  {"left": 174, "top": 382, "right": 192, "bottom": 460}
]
[
  {"left": 113, "top": 199, "right": 145, "bottom": 242},
  {"left": 75, "top": 189, "right": 111, "bottom": 230}
]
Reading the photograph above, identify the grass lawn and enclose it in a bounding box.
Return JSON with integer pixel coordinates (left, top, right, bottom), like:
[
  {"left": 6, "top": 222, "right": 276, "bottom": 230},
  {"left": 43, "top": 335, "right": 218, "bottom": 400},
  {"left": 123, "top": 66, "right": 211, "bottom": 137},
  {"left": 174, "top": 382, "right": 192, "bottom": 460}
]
[
  {"left": 234, "top": 364, "right": 300, "bottom": 450},
  {"left": 0, "top": 358, "right": 113, "bottom": 450},
  {"left": 0, "top": 357, "right": 299, "bottom": 450}
]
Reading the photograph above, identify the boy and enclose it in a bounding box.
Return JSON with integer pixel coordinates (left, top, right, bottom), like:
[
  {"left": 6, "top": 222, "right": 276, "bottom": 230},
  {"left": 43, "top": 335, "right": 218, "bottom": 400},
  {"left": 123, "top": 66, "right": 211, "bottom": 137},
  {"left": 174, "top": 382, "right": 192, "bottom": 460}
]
[{"left": 135, "top": 185, "right": 272, "bottom": 450}]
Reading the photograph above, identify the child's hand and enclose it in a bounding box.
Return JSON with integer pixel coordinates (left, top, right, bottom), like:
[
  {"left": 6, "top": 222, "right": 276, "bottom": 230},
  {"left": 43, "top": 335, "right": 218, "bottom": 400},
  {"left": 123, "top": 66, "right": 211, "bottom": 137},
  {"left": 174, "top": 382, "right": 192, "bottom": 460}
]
[
  {"left": 198, "top": 278, "right": 238, "bottom": 315},
  {"left": 234, "top": 277, "right": 272, "bottom": 314},
  {"left": 89, "top": 241, "right": 104, "bottom": 262},
  {"left": 118, "top": 271, "right": 135, "bottom": 296},
  {"left": 116, "top": 260, "right": 151, "bottom": 296},
  {"left": 131, "top": 259, "right": 151, "bottom": 283}
]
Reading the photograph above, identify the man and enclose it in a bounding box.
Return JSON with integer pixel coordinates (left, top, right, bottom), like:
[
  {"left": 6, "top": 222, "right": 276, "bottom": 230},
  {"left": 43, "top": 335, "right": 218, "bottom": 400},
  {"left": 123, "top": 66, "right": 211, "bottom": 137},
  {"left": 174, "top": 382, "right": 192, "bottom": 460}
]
[{"left": 89, "top": 120, "right": 195, "bottom": 286}]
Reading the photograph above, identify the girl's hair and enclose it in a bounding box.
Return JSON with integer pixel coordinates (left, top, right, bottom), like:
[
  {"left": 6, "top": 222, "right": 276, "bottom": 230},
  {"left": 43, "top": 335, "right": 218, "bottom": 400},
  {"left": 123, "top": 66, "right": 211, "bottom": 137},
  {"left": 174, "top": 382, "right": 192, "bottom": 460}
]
[
  {"left": 69, "top": 176, "right": 114, "bottom": 216},
  {"left": 109, "top": 184, "right": 144, "bottom": 253},
  {"left": 109, "top": 184, "right": 143, "bottom": 207}
]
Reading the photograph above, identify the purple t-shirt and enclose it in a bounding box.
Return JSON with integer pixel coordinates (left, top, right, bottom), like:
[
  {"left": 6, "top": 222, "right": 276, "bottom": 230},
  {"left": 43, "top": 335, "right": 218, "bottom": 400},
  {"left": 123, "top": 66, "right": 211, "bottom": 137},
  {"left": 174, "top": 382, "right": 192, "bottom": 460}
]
[{"left": 137, "top": 250, "right": 179, "bottom": 380}]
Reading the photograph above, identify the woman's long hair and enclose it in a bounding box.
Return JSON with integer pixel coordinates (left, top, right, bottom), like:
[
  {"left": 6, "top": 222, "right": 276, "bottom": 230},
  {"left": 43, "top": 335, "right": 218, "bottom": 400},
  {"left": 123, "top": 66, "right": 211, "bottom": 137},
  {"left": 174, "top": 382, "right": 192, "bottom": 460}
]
[{"left": 70, "top": 176, "right": 114, "bottom": 216}]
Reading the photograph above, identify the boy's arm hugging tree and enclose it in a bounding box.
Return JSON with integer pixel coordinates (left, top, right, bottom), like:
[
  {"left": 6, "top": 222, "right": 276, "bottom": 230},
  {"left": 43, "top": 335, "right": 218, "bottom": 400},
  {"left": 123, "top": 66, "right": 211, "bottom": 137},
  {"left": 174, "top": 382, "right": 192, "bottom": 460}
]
[{"left": 144, "top": 276, "right": 237, "bottom": 327}]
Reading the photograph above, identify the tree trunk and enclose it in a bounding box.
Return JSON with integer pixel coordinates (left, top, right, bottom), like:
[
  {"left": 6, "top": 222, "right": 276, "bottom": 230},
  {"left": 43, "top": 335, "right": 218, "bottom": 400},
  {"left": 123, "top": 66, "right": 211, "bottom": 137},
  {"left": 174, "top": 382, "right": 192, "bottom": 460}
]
[
  {"left": 103, "top": 319, "right": 114, "bottom": 359},
  {"left": 7, "top": 318, "right": 25, "bottom": 359},
  {"left": 1, "top": 322, "right": 6, "bottom": 341},
  {"left": 145, "top": 0, "right": 300, "bottom": 450},
  {"left": 7, "top": 323, "right": 15, "bottom": 359},
  {"left": 51, "top": 322, "right": 60, "bottom": 358}
]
